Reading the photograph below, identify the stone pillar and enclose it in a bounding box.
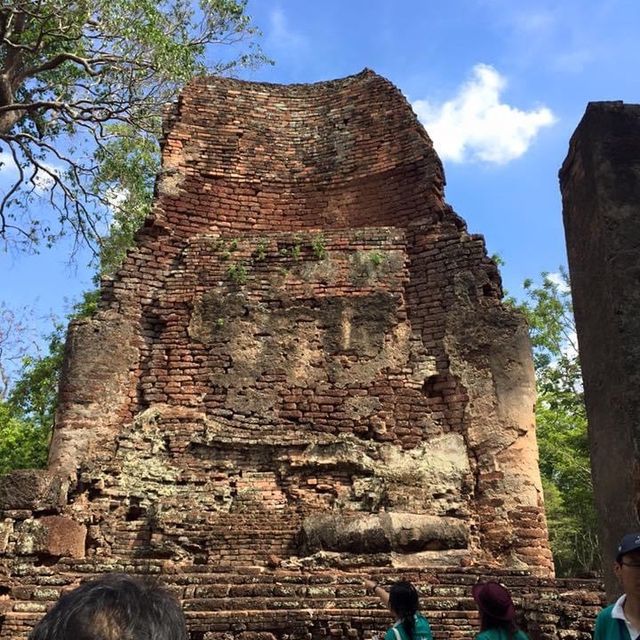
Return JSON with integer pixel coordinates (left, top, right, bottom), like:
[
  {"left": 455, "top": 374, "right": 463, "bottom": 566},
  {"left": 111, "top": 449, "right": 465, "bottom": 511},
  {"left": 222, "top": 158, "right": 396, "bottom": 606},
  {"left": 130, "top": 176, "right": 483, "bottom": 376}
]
[{"left": 560, "top": 101, "right": 640, "bottom": 597}]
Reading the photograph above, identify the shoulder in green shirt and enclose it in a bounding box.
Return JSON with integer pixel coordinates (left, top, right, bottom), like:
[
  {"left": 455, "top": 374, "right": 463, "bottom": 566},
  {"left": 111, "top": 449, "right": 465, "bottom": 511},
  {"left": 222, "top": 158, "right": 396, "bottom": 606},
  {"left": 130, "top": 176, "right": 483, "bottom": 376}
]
[
  {"left": 594, "top": 604, "right": 632, "bottom": 640},
  {"left": 475, "top": 629, "right": 529, "bottom": 640},
  {"left": 384, "top": 613, "right": 433, "bottom": 640}
]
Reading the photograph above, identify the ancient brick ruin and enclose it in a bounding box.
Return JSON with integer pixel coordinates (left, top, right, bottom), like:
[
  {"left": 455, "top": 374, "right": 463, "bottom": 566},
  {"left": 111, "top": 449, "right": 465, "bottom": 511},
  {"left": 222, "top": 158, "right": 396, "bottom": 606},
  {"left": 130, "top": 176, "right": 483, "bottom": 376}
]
[
  {"left": 1, "top": 71, "right": 602, "bottom": 639},
  {"left": 561, "top": 101, "right": 640, "bottom": 598}
]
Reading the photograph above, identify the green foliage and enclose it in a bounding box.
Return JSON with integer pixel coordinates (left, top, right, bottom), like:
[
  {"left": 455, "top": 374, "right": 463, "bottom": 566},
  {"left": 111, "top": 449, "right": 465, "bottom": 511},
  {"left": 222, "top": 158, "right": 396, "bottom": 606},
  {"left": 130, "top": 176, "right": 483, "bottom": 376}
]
[
  {"left": 0, "top": 402, "right": 49, "bottom": 474},
  {"left": 516, "top": 268, "right": 600, "bottom": 576},
  {"left": 94, "top": 125, "right": 160, "bottom": 275},
  {"left": 0, "top": 0, "right": 269, "bottom": 256},
  {"left": 0, "top": 324, "right": 63, "bottom": 474},
  {"left": 217, "top": 238, "right": 239, "bottom": 261},
  {"left": 290, "top": 243, "right": 302, "bottom": 261},
  {"left": 278, "top": 242, "right": 302, "bottom": 261},
  {"left": 8, "top": 324, "right": 65, "bottom": 430},
  {"left": 368, "top": 251, "right": 384, "bottom": 267},
  {"left": 253, "top": 239, "right": 268, "bottom": 261},
  {"left": 227, "top": 262, "right": 247, "bottom": 284},
  {"left": 0, "top": 289, "right": 98, "bottom": 474},
  {"left": 490, "top": 252, "right": 505, "bottom": 267},
  {"left": 311, "top": 235, "right": 327, "bottom": 260}
]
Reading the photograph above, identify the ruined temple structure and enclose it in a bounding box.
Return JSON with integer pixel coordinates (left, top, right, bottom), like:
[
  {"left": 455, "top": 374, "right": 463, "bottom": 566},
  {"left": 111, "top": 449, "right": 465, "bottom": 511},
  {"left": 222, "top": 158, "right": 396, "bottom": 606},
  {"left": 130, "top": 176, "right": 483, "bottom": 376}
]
[
  {"left": 1, "top": 71, "right": 602, "bottom": 638},
  {"left": 561, "top": 101, "right": 640, "bottom": 599}
]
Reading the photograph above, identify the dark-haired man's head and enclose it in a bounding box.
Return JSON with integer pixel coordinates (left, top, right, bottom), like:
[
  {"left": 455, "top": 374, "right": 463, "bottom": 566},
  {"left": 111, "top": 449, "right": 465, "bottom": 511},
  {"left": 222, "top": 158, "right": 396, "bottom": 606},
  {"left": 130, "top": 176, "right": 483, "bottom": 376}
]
[{"left": 29, "top": 573, "right": 187, "bottom": 640}]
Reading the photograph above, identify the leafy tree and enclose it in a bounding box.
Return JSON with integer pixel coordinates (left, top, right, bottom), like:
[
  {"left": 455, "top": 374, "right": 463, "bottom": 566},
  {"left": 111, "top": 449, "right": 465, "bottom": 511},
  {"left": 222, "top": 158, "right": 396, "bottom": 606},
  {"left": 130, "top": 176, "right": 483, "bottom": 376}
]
[
  {"left": 516, "top": 268, "right": 600, "bottom": 576},
  {"left": 0, "top": 325, "right": 63, "bottom": 474},
  {"left": 93, "top": 124, "right": 160, "bottom": 274},
  {"left": 0, "top": 401, "right": 49, "bottom": 473},
  {"left": 0, "top": 0, "right": 268, "bottom": 256},
  {"left": 8, "top": 321, "right": 65, "bottom": 429},
  {"left": 0, "top": 290, "right": 99, "bottom": 473},
  {"left": 0, "top": 300, "right": 38, "bottom": 399}
]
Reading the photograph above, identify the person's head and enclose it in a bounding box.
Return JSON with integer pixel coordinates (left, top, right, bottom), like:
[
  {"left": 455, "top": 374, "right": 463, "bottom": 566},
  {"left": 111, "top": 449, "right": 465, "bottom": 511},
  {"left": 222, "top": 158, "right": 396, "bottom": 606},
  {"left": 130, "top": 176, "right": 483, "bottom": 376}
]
[
  {"left": 388, "top": 581, "right": 420, "bottom": 640},
  {"left": 29, "top": 573, "right": 187, "bottom": 640},
  {"left": 472, "top": 581, "right": 518, "bottom": 633},
  {"left": 388, "top": 580, "right": 420, "bottom": 620},
  {"left": 614, "top": 533, "right": 640, "bottom": 599}
]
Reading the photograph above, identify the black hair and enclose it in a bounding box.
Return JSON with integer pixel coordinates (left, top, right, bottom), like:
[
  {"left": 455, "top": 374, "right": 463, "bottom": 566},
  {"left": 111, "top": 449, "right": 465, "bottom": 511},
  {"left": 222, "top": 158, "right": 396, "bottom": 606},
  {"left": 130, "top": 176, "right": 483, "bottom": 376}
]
[
  {"left": 479, "top": 611, "right": 520, "bottom": 639},
  {"left": 29, "top": 573, "right": 187, "bottom": 640},
  {"left": 389, "top": 581, "right": 420, "bottom": 640}
]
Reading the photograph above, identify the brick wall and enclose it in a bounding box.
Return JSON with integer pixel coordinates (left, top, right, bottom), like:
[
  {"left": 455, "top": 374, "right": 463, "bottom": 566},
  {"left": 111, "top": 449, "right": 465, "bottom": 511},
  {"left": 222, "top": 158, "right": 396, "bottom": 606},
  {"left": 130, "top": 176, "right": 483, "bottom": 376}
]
[{"left": 0, "top": 70, "right": 599, "bottom": 639}]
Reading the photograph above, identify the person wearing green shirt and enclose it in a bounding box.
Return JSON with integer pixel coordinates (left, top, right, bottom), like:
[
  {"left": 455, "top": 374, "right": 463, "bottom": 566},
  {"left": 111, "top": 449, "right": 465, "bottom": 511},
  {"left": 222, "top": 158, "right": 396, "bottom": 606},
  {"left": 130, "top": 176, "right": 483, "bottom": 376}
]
[
  {"left": 594, "top": 532, "right": 640, "bottom": 640},
  {"left": 471, "top": 581, "right": 529, "bottom": 640},
  {"left": 363, "top": 579, "right": 433, "bottom": 640}
]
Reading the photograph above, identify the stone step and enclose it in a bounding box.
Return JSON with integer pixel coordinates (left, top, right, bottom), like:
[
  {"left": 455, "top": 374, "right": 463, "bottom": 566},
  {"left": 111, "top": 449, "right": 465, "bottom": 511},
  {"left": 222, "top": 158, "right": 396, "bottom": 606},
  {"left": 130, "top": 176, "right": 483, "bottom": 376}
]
[
  {"left": 2, "top": 568, "right": 601, "bottom": 596},
  {"left": 178, "top": 595, "right": 479, "bottom": 612}
]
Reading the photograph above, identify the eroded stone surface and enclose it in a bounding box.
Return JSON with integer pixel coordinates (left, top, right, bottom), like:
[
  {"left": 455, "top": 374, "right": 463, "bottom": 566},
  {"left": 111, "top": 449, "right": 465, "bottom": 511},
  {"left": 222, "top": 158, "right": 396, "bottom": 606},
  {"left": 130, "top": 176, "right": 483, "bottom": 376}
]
[
  {"left": 15, "top": 516, "right": 85, "bottom": 559},
  {"left": 0, "top": 471, "right": 63, "bottom": 512},
  {"left": 301, "top": 512, "right": 468, "bottom": 554}
]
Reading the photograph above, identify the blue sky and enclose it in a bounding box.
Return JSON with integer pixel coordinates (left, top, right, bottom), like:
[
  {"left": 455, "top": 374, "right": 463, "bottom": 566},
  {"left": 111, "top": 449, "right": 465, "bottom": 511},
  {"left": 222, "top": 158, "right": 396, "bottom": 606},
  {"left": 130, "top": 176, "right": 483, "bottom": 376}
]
[{"left": 3, "top": 0, "right": 640, "bottom": 353}]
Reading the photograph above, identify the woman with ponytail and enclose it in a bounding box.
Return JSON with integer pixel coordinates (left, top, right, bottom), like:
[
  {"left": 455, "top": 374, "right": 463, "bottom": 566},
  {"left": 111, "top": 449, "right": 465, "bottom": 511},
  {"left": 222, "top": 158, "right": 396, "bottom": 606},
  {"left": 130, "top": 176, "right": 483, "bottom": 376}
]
[
  {"left": 363, "top": 579, "right": 432, "bottom": 640},
  {"left": 472, "top": 581, "right": 529, "bottom": 640}
]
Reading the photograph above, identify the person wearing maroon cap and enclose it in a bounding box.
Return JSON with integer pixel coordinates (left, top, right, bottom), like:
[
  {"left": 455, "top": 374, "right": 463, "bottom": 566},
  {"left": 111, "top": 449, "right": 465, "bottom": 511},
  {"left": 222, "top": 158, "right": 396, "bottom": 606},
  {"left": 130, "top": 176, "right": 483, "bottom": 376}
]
[
  {"left": 594, "top": 532, "right": 640, "bottom": 640},
  {"left": 471, "top": 581, "right": 529, "bottom": 640}
]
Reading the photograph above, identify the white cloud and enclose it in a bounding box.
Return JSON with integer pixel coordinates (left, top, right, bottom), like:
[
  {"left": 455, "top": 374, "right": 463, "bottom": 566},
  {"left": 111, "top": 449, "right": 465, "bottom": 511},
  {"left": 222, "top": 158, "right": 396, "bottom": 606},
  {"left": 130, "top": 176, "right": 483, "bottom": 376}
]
[
  {"left": 412, "top": 64, "right": 556, "bottom": 164},
  {"left": 547, "top": 271, "right": 571, "bottom": 293},
  {"left": 552, "top": 48, "right": 595, "bottom": 73},
  {"left": 509, "top": 8, "right": 556, "bottom": 36},
  {"left": 105, "top": 186, "right": 128, "bottom": 210},
  {"left": 32, "top": 166, "right": 57, "bottom": 192},
  {"left": 267, "top": 7, "right": 307, "bottom": 52}
]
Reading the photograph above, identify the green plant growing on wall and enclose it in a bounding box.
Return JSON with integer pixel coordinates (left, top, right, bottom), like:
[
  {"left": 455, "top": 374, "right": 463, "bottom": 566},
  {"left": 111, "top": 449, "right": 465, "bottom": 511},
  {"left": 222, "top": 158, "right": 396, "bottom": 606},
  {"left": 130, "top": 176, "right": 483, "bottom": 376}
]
[
  {"left": 208, "top": 238, "right": 224, "bottom": 253},
  {"left": 368, "top": 251, "right": 385, "bottom": 267},
  {"left": 279, "top": 242, "right": 303, "bottom": 261},
  {"left": 290, "top": 243, "right": 302, "bottom": 261},
  {"left": 227, "top": 263, "right": 248, "bottom": 285},
  {"left": 220, "top": 238, "right": 240, "bottom": 261},
  {"left": 350, "top": 250, "right": 387, "bottom": 284},
  {"left": 254, "top": 240, "right": 269, "bottom": 261},
  {"left": 311, "top": 235, "right": 327, "bottom": 260}
]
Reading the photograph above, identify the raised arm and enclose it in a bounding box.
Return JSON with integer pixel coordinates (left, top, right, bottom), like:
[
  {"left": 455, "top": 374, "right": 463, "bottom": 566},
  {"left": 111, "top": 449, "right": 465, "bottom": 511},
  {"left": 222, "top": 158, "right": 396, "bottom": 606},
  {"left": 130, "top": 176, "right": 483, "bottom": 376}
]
[{"left": 364, "top": 579, "right": 390, "bottom": 608}]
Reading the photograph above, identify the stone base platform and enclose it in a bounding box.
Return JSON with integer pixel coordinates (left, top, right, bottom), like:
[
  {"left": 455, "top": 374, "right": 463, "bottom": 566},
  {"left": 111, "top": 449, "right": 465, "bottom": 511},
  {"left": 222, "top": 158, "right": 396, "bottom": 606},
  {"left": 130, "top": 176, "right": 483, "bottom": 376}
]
[{"left": 0, "top": 562, "right": 604, "bottom": 640}]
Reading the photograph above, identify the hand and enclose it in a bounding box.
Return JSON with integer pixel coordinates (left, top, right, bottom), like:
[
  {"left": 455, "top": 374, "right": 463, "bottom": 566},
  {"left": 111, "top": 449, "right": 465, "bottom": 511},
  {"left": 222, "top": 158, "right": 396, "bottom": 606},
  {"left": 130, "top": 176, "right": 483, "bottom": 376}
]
[{"left": 363, "top": 579, "right": 377, "bottom": 591}]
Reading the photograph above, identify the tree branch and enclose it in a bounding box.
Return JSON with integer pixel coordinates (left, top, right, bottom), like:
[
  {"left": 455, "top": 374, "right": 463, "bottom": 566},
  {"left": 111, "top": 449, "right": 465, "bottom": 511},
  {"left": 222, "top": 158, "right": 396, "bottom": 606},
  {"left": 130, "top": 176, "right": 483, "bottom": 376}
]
[{"left": 20, "top": 52, "right": 120, "bottom": 79}]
